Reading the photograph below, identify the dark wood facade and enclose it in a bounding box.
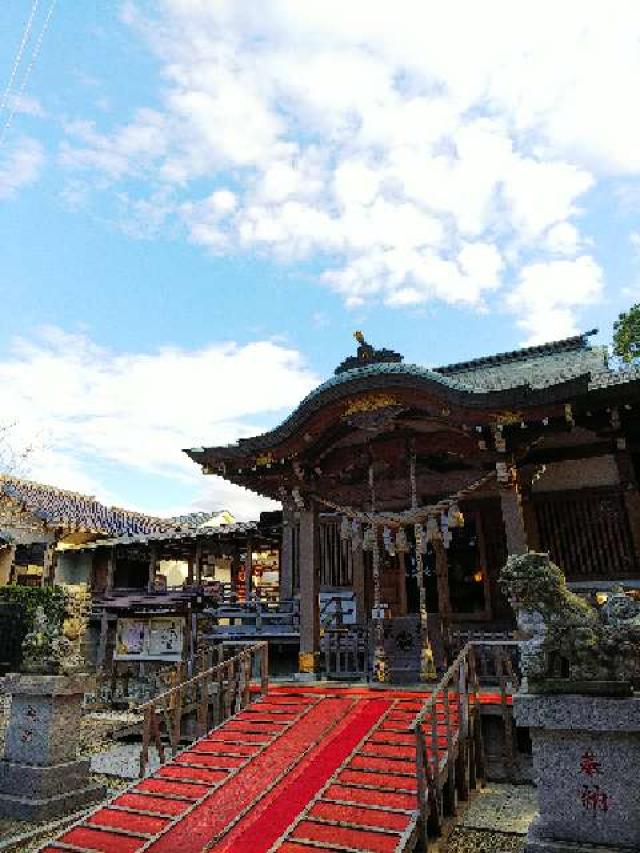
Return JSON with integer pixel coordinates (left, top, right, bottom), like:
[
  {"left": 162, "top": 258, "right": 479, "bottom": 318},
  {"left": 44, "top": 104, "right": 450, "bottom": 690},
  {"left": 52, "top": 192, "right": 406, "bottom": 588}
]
[{"left": 185, "top": 332, "right": 640, "bottom": 675}]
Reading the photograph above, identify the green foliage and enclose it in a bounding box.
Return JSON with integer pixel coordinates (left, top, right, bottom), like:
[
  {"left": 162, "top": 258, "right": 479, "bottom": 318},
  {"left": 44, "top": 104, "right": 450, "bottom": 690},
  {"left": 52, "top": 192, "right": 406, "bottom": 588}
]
[
  {"left": 613, "top": 303, "right": 640, "bottom": 363},
  {"left": 0, "top": 585, "right": 67, "bottom": 631}
]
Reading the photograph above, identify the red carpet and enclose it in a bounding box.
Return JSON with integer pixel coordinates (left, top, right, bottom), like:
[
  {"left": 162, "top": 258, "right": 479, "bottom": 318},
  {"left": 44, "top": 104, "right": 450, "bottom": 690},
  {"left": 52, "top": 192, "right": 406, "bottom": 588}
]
[
  {"left": 147, "top": 696, "right": 355, "bottom": 853},
  {"left": 44, "top": 683, "right": 491, "bottom": 853},
  {"left": 216, "top": 698, "right": 390, "bottom": 853}
]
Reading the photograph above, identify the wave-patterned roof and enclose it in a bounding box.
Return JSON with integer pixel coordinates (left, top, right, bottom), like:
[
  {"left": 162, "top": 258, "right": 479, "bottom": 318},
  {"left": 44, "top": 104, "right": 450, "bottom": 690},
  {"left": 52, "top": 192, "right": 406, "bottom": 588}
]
[{"left": 0, "top": 476, "right": 175, "bottom": 537}]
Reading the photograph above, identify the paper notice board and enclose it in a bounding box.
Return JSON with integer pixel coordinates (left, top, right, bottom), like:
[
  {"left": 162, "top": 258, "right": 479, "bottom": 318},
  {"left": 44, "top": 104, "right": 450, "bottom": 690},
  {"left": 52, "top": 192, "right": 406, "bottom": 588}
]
[{"left": 115, "top": 617, "right": 184, "bottom": 661}]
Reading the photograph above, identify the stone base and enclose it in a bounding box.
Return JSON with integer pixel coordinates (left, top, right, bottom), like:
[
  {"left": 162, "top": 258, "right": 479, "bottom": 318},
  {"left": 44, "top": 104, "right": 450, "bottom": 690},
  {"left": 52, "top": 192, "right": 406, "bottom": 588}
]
[
  {"left": 515, "top": 693, "right": 640, "bottom": 851},
  {"left": 0, "top": 757, "right": 104, "bottom": 821},
  {"left": 0, "top": 782, "right": 105, "bottom": 821},
  {"left": 298, "top": 652, "right": 320, "bottom": 675},
  {"left": 525, "top": 831, "right": 639, "bottom": 853}
]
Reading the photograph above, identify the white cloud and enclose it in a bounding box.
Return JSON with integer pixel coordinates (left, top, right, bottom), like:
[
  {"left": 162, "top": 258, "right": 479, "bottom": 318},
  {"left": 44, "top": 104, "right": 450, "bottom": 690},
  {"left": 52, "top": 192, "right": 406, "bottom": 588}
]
[
  {"left": 60, "top": 0, "right": 640, "bottom": 334},
  {"left": 0, "top": 327, "right": 319, "bottom": 519},
  {"left": 507, "top": 256, "right": 605, "bottom": 344},
  {"left": 545, "top": 222, "right": 584, "bottom": 257},
  {"left": 0, "top": 136, "right": 44, "bottom": 198}
]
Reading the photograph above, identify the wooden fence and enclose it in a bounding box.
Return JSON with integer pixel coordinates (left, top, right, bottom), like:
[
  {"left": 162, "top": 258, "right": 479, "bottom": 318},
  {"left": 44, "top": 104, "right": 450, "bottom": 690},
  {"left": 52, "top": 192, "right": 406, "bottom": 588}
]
[
  {"left": 321, "top": 626, "right": 369, "bottom": 679},
  {"left": 413, "top": 640, "right": 518, "bottom": 848},
  {"left": 138, "top": 641, "right": 268, "bottom": 777}
]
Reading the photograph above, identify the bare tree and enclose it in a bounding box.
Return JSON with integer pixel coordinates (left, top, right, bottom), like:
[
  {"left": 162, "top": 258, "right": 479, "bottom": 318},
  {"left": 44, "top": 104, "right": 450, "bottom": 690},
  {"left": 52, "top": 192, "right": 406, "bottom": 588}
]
[{"left": 0, "top": 421, "right": 36, "bottom": 478}]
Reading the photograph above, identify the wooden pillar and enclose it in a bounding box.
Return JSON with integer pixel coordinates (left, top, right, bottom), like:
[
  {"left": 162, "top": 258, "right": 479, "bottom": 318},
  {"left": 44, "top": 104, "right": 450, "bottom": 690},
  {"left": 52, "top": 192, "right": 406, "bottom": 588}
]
[
  {"left": 186, "top": 552, "right": 194, "bottom": 586},
  {"left": 97, "top": 608, "right": 109, "bottom": 673},
  {"left": 498, "top": 464, "right": 528, "bottom": 556},
  {"left": 520, "top": 484, "right": 541, "bottom": 552},
  {"left": 352, "top": 543, "right": 366, "bottom": 625},
  {"left": 0, "top": 544, "right": 15, "bottom": 586},
  {"left": 396, "top": 553, "right": 408, "bottom": 616},
  {"left": 615, "top": 446, "right": 640, "bottom": 562},
  {"left": 42, "top": 542, "right": 57, "bottom": 587},
  {"left": 245, "top": 537, "right": 254, "bottom": 601},
  {"left": 433, "top": 538, "right": 452, "bottom": 622},
  {"left": 106, "top": 546, "right": 116, "bottom": 593},
  {"left": 231, "top": 544, "right": 241, "bottom": 599},
  {"left": 279, "top": 509, "right": 295, "bottom": 601},
  {"left": 298, "top": 501, "right": 320, "bottom": 675},
  {"left": 475, "top": 510, "right": 493, "bottom": 620},
  {"left": 194, "top": 539, "right": 202, "bottom": 585},
  {"left": 147, "top": 543, "right": 158, "bottom": 593}
]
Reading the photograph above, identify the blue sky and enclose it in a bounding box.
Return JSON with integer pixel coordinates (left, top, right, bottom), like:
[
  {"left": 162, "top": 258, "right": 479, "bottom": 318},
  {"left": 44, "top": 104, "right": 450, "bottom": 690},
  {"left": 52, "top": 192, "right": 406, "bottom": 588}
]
[{"left": 2, "top": 1, "right": 640, "bottom": 518}]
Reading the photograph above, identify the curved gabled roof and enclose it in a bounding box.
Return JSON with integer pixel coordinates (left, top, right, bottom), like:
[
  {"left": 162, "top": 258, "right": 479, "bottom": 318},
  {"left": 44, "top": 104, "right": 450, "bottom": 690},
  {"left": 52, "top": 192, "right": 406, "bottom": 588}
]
[{"left": 186, "top": 359, "right": 591, "bottom": 463}]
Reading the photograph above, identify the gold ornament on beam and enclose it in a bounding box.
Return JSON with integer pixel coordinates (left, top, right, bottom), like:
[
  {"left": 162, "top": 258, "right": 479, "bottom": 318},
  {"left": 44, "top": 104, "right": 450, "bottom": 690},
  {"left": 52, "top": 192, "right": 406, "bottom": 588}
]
[
  {"left": 343, "top": 393, "right": 400, "bottom": 416},
  {"left": 495, "top": 411, "right": 523, "bottom": 427},
  {"left": 255, "top": 452, "right": 275, "bottom": 467}
]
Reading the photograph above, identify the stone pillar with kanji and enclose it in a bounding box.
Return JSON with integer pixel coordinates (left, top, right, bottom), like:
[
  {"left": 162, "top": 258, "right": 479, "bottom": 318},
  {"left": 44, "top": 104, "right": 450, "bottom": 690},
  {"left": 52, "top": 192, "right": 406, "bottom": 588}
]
[{"left": 515, "top": 693, "right": 640, "bottom": 852}]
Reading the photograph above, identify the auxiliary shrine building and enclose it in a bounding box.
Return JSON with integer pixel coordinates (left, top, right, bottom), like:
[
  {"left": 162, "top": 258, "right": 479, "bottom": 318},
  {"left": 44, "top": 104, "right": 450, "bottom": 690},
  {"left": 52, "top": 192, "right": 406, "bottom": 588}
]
[{"left": 186, "top": 330, "right": 640, "bottom": 678}]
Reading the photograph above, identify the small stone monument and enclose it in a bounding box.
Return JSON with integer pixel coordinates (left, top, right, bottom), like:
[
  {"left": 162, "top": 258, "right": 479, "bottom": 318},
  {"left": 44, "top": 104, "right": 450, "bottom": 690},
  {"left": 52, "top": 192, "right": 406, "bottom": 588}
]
[
  {"left": 0, "top": 605, "right": 104, "bottom": 820},
  {"left": 501, "top": 553, "right": 640, "bottom": 853}
]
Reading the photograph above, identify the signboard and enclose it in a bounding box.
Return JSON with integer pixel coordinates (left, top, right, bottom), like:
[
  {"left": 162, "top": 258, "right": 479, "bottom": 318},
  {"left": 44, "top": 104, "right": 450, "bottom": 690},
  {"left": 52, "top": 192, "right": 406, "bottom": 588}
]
[
  {"left": 371, "top": 605, "right": 389, "bottom": 620},
  {"left": 320, "top": 590, "right": 356, "bottom": 626},
  {"left": 114, "top": 617, "right": 184, "bottom": 661}
]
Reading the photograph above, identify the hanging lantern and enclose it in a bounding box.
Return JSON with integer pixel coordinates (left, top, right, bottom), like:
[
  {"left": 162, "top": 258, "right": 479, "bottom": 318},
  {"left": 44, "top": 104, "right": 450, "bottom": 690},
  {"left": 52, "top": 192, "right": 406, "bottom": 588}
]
[
  {"left": 340, "top": 516, "right": 350, "bottom": 541},
  {"left": 395, "top": 527, "right": 409, "bottom": 553}
]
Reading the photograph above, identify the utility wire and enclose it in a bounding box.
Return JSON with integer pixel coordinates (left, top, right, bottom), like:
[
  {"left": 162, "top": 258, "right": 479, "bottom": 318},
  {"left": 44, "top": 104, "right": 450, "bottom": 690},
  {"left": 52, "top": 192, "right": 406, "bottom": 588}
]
[
  {"left": 0, "top": 0, "right": 56, "bottom": 151},
  {"left": 0, "top": 0, "right": 40, "bottom": 118}
]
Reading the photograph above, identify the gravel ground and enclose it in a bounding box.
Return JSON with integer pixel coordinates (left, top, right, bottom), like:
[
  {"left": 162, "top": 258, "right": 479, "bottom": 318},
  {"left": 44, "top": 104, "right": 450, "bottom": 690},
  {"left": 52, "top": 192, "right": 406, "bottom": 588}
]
[{"left": 442, "top": 783, "right": 537, "bottom": 853}]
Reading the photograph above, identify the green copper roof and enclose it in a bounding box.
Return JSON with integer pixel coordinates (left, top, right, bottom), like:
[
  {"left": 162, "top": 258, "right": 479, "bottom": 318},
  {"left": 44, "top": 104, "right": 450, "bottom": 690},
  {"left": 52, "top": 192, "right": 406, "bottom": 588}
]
[{"left": 298, "top": 361, "right": 467, "bottom": 406}]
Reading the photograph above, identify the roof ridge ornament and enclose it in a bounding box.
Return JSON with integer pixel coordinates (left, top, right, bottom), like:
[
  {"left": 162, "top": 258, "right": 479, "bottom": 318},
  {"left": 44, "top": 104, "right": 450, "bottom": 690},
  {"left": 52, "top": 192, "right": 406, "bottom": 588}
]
[{"left": 334, "top": 331, "right": 404, "bottom": 375}]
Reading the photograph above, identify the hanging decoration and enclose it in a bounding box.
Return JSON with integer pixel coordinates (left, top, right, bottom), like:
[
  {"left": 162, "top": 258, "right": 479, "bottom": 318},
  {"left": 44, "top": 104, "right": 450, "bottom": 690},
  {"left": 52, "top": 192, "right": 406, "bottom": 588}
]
[
  {"left": 395, "top": 527, "right": 410, "bottom": 553},
  {"left": 362, "top": 525, "right": 375, "bottom": 552},
  {"left": 368, "top": 462, "right": 389, "bottom": 683},
  {"left": 410, "top": 448, "right": 437, "bottom": 682},
  {"left": 382, "top": 526, "right": 395, "bottom": 556}
]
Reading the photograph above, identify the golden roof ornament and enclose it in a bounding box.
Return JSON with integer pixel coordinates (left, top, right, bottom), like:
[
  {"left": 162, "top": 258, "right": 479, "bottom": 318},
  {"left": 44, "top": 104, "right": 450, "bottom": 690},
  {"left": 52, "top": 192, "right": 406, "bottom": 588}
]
[{"left": 335, "top": 332, "right": 403, "bottom": 375}]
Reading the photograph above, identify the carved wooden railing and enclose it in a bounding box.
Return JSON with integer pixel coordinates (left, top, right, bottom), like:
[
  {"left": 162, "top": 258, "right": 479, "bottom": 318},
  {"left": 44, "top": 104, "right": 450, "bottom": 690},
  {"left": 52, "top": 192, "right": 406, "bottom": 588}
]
[
  {"left": 321, "top": 626, "right": 369, "bottom": 679},
  {"left": 413, "top": 640, "right": 519, "bottom": 847},
  {"left": 137, "top": 641, "right": 268, "bottom": 777}
]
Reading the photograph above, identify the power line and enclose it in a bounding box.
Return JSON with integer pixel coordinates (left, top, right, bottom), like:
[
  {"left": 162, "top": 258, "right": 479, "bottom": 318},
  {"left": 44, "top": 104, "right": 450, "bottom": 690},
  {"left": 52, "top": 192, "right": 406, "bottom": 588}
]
[
  {"left": 0, "top": 0, "right": 56, "bottom": 151},
  {"left": 0, "top": 0, "right": 40, "bottom": 120}
]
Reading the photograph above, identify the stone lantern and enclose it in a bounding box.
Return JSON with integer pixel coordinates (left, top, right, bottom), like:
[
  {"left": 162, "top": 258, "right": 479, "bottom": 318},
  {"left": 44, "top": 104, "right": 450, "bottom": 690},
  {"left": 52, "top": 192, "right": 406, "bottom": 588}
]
[{"left": 0, "top": 606, "right": 104, "bottom": 820}]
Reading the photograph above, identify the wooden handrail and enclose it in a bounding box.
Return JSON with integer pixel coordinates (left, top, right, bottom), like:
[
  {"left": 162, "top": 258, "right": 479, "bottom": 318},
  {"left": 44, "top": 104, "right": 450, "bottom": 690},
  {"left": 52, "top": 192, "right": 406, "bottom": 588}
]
[
  {"left": 138, "top": 641, "right": 268, "bottom": 777},
  {"left": 413, "top": 639, "right": 519, "bottom": 845}
]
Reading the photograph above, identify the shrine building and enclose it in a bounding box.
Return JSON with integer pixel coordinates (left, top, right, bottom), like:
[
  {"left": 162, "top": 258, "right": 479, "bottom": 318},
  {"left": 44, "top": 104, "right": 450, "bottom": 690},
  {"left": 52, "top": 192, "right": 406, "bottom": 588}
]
[{"left": 185, "top": 330, "right": 640, "bottom": 680}]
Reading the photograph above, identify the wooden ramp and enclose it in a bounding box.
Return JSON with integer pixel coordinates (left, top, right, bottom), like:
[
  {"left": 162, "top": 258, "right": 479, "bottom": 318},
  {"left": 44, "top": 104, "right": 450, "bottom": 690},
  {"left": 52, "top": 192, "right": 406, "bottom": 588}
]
[{"left": 40, "top": 685, "right": 470, "bottom": 853}]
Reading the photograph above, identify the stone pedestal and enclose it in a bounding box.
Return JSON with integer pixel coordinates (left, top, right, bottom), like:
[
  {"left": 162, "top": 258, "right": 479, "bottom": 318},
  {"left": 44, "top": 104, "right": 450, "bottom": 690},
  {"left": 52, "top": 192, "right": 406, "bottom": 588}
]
[
  {"left": 0, "top": 673, "right": 104, "bottom": 820},
  {"left": 514, "top": 692, "right": 640, "bottom": 853}
]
